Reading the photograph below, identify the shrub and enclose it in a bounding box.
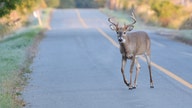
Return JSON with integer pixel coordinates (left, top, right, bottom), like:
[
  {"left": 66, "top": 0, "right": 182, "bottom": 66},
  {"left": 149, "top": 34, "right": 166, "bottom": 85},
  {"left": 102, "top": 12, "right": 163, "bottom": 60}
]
[{"left": 151, "top": 1, "right": 184, "bottom": 28}]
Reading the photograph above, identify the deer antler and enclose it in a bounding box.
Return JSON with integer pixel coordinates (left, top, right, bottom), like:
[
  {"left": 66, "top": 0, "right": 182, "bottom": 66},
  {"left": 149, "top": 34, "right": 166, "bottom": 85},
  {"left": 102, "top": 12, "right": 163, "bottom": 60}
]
[
  {"left": 127, "top": 11, "right": 136, "bottom": 26},
  {"left": 108, "top": 18, "right": 118, "bottom": 27}
]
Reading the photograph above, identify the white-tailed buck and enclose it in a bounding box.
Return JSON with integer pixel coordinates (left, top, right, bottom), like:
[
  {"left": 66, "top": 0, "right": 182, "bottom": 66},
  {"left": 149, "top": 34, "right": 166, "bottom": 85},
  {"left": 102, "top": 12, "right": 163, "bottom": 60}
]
[{"left": 108, "top": 12, "right": 154, "bottom": 89}]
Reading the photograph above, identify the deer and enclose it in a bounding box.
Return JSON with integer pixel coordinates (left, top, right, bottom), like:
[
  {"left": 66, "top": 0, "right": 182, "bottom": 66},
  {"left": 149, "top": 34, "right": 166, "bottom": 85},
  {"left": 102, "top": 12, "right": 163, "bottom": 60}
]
[{"left": 108, "top": 12, "right": 154, "bottom": 90}]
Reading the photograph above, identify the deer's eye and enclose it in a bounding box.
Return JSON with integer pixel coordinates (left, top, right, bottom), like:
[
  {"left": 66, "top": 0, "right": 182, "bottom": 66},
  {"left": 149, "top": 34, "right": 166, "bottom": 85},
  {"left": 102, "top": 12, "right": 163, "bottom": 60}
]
[
  {"left": 123, "top": 32, "right": 126, "bottom": 34},
  {"left": 116, "top": 32, "right": 119, "bottom": 34}
]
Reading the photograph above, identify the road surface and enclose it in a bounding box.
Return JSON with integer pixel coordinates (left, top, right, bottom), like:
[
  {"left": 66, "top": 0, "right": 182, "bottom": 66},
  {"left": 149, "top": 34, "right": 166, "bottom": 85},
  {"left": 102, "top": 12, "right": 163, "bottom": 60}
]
[{"left": 23, "top": 9, "right": 192, "bottom": 108}]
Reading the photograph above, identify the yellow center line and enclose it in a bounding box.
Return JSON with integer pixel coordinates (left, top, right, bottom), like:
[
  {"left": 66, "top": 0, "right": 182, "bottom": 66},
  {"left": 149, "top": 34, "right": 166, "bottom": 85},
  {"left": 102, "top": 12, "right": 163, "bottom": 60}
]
[
  {"left": 97, "top": 28, "right": 119, "bottom": 48},
  {"left": 97, "top": 28, "right": 192, "bottom": 89},
  {"left": 75, "top": 9, "right": 88, "bottom": 28}
]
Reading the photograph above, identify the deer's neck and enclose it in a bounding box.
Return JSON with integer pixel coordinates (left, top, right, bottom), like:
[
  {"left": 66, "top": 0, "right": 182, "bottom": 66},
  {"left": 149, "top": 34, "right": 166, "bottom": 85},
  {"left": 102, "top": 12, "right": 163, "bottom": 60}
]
[{"left": 120, "top": 39, "right": 130, "bottom": 57}]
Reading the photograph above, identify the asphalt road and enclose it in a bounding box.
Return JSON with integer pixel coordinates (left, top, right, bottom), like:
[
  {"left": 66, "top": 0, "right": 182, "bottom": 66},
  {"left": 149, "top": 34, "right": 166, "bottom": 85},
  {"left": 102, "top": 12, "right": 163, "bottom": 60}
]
[{"left": 23, "top": 9, "right": 192, "bottom": 108}]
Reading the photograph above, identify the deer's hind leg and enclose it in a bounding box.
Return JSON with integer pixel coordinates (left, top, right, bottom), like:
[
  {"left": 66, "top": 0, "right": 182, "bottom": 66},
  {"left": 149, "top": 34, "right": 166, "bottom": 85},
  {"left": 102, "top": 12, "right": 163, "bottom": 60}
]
[
  {"left": 145, "top": 53, "right": 154, "bottom": 88},
  {"left": 133, "top": 58, "right": 141, "bottom": 89}
]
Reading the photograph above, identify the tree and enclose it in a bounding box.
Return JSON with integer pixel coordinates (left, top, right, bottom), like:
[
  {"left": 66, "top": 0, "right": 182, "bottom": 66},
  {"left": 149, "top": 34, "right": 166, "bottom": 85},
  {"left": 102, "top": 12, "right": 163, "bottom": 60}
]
[
  {"left": 0, "top": 0, "right": 21, "bottom": 17},
  {"left": 75, "top": 0, "right": 95, "bottom": 8},
  {"left": 151, "top": 0, "right": 183, "bottom": 27}
]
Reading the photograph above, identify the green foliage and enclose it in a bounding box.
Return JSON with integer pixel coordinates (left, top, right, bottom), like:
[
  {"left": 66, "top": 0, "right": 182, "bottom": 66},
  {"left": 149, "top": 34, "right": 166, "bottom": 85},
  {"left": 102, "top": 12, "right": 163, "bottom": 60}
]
[
  {"left": 0, "top": 0, "right": 47, "bottom": 38},
  {"left": 0, "top": 0, "right": 47, "bottom": 18},
  {"left": 59, "top": 0, "right": 75, "bottom": 8},
  {"left": 45, "top": 0, "right": 60, "bottom": 8},
  {"left": 75, "top": 0, "right": 97, "bottom": 8},
  {"left": 0, "top": 0, "right": 21, "bottom": 17},
  {"left": 0, "top": 8, "right": 51, "bottom": 107},
  {"left": 0, "top": 0, "right": 45, "bottom": 17},
  {"left": 0, "top": 27, "right": 41, "bottom": 108},
  {"left": 151, "top": 0, "right": 183, "bottom": 27},
  {"left": 95, "top": 0, "right": 106, "bottom": 7},
  {"left": 106, "top": 0, "right": 191, "bottom": 29},
  {"left": 58, "top": 0, "right": 105, "bottom": 8},
  {"left": 17, "top": 0, "right": 40, "bottom": 15}
]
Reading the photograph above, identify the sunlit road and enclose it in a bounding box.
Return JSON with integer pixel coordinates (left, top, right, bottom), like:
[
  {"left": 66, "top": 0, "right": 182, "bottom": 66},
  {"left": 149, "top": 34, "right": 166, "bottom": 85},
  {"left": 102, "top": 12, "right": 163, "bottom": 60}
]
[{"left": 23, "top": 9, "right": 192, "bottom": 108}]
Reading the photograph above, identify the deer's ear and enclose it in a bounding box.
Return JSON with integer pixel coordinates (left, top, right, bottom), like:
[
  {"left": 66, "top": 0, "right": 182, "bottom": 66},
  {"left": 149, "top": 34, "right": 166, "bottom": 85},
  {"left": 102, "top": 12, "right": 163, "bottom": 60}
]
[
  {"left": 127, "top": 25, "right": 134, "bottom": 31},
  {"left": 109, "top": 24, "right": 117, "bottom": 31}
]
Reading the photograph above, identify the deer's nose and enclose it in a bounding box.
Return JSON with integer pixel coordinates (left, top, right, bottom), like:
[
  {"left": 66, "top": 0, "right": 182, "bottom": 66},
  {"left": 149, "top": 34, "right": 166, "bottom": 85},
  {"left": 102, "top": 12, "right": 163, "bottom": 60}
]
[
  {"left": 118, "top": 37, "right": 123, "bottom": 42},
  {"left": 118, "top": 38, "right": 123, "bottom": 42}
]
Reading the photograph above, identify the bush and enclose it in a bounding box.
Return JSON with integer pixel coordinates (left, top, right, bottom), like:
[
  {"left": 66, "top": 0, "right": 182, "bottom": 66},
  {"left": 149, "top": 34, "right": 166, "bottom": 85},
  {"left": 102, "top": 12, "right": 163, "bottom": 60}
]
[{"left": 151, "top": 1, "right": 183, "bottom": 27}]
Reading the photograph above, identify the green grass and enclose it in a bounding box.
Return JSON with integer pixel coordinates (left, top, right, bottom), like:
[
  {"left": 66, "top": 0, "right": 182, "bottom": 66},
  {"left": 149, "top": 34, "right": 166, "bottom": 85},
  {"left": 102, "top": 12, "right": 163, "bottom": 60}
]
[
  {"left": 0, "top": 27, "right": 41, "bottom": 108},
  {"left": 0, "top": 8, "right": 52, "bottom": 108}
]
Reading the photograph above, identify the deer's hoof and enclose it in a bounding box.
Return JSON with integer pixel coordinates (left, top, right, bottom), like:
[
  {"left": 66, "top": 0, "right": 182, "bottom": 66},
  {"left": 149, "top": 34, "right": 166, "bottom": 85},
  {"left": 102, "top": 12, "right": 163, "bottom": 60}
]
[
  {"left": 128, "top": 86, "right": 133, "bottom": 90},
  {"left": 126, "top": 83, "right": 130, "bottom": 87},
  {"left": 150, "top": 86, "right": 154, "bottom": 88},
  {"left": 124, "top": 81, "right": 129, "bottom": 87},
  {"left": 127, "top": 56, "right": 133, "bottom": 59},
  {"left": 132, "top": 87, "right": 136, "bottom": 89}
]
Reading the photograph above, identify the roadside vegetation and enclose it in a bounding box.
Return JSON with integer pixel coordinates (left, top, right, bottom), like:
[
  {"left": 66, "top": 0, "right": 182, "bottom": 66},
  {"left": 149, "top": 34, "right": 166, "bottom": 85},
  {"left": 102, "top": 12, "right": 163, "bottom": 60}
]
[
  {"left": 0, "top": 27, "right": 41, "bottom": 108},
  {"left": 105, "top": 0, "right": 192, "bottom": 29},
  {"left": 0, "top": 0, "right": 52, "bottom": 107},
  {"left": 103, "top": 0, "right": 192, "bottom": 45},
  {"left": 0, "top": 0, "right": 192, "bottom": 107},
  {"left": 57, "top": 0, "right": 105, "bottom": 8},
  {"left": 0, "top": 9, "right": 51, "bottom": 108},
  {"left": 102, "top": 8, "right": 192, "bottom": 45}
]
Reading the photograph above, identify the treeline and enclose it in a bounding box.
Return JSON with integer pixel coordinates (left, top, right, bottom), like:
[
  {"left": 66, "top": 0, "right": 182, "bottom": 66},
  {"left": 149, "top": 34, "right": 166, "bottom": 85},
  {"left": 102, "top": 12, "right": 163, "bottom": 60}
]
[
  {"left": 1, "top": 0, "right": 191, "bottom": 29},
  {"left": 106, "top": 0, "right": 192, "bottom": 29},
  {"left": 0, "top": 0, "right": 105, "bottom": 23},
  {"left": 56, "top": 0, "right": 192, "bottom": 29},
  {"left": 0, "top": 0, "right": 104, "bottom": 33},
  {"left": 58, "top": 0, "right": 105, "bottom": 8}
]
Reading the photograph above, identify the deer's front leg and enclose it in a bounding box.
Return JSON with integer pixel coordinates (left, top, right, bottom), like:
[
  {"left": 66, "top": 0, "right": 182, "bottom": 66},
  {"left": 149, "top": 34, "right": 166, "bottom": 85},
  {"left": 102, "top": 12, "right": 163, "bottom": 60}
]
[
  {"left": 121, "top": 56, "right": 129, "bottom": 87},
  {"left": 129, "top": 56, "right": 135, "bottom": 90}
]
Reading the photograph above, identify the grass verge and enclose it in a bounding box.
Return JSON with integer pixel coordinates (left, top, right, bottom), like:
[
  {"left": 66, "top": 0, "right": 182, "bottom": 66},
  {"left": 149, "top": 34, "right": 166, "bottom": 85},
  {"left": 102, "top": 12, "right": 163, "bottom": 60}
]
[
  {"left": 0, "top": 27, "right": 42, "bottom": 108},
  {"left": 101, "top": 8, "right": 192, "bottom": 45},
  {"left": 0, "top": 8, "right": 52, "bottom": 108}
]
